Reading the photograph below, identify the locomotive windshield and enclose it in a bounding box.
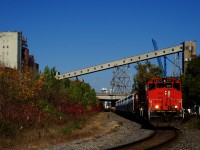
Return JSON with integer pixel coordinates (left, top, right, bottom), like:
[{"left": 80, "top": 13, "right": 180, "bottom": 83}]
[
  {"left": 157, "top": 83, "right": 164, "bottom": 88},
  {"left": 157, "top": 83, "right": 173, "bottom": 88},
  {"left": 147, "top": 78, "right": 181, "bottom": 91},
  {"left": 165, "top": 83, "right": 172, "bottom": 88},
  {"left": 148, "top": 83, "right": 155, "bottom": 90}
]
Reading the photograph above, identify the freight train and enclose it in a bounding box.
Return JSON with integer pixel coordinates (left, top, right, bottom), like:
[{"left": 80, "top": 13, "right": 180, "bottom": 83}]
[{"left": 115, "top": 77, "right": 184, "bottom": 125}]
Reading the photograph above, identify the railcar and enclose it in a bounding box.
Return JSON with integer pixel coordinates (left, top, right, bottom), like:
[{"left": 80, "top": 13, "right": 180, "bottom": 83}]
[{"left": 115, "top": 92, "right": 139, "bottom": 116}]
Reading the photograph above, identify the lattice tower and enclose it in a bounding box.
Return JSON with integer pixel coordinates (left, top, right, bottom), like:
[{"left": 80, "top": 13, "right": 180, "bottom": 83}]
[{"left": 110, "top": 64, "right": 131, "bottom": 94}]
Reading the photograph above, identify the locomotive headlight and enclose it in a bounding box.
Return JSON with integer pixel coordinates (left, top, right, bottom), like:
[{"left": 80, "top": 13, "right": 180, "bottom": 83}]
[{"left": 155, "top": 105, "right": 159, "bottom": 109}]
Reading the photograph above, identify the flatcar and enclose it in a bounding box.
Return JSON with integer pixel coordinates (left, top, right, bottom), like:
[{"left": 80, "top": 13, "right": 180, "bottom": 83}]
[{"left": 115, "top": 77, "right": 184, "bottom": 125}]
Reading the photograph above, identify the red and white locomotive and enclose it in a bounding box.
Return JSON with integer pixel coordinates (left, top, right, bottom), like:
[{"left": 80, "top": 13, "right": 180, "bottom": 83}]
[{"left": 115, "top": 77, "right": 184, "bottom": 123}]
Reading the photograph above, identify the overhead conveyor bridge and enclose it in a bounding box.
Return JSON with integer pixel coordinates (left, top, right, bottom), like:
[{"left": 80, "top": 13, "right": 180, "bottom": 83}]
[{"left": 55, "top": 42, "right": 196, "bottom": 80}]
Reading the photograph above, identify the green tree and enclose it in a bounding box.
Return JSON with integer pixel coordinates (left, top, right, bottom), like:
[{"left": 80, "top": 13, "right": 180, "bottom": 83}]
[
  {"left": 42, "top": 66, "right": 58, "bottom": 99},
  {"left": 132, "top": 61, "right": 162, "bottom": 101},
  {"left": 182, "top": 55, "right": 200, "bottom": 107},
  {"left": 67, "top": 80, "right": 98, "bottom": 108},
  {"left": 41, "top": 66, "right": 98, "bottom": 109},
  {"left": 39, "top": 66, "right": 68, "bottom": 112}
]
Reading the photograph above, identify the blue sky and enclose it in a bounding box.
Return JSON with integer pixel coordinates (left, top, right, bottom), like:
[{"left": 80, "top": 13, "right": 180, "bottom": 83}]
[{"left": 1, "top": 0, "right": 200, "bottom": 92}]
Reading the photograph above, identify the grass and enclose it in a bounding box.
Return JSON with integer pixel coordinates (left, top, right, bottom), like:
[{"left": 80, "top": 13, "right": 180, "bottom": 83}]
[
  {"left": 0, "top": 112, "right": 96, "bottom": 150},
  {"left": 60, "top": 123, "right": 82, "bottom": 135}
]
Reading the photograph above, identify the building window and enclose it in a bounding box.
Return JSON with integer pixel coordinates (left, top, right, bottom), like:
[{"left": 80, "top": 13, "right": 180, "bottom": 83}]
[{"left": 7, "top": 45, "right": 9, "bottom": 48}]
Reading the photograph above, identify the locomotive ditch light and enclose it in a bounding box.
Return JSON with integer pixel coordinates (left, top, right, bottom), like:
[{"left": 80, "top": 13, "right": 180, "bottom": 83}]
[
  {"left": 175, "top": 105, "right": 178, "bottom": 109},
  {"left": 155, "top": 105, "right": 159, "bottom": 109}
]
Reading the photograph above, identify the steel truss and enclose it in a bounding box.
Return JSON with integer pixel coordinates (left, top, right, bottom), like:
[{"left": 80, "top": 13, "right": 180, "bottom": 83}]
[{"left": 111, "top": 64, "right": 131, "bottom": 94}]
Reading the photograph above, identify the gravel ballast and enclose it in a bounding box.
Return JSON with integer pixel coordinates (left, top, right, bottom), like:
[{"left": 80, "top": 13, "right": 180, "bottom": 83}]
[
  {"left": 41, "top": 112, "right": 153, "bottom": 150},
  {"left": 41, "top": 112, "right": 200, "bottom": 150}
]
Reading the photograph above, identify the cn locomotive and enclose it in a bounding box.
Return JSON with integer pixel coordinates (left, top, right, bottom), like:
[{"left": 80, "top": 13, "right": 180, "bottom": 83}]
[{"left": 115, "top": 77, "right": 184, "bottom": 125}]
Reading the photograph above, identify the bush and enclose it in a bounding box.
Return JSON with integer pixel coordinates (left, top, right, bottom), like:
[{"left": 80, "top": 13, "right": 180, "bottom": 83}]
[
  {"left": 0, "top": 121, "right": 16, "bottom": 139},
  {"left": 65, "top": 103, "right": 85, "bottom": 115},
  {"left": 7, "top": 104, "right": 40, "bottom": 128}
]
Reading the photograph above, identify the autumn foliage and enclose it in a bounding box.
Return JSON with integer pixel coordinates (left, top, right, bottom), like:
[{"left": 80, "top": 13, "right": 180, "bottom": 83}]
[{"left": 0, "top": 64, "right": 100, "bottom": 139}]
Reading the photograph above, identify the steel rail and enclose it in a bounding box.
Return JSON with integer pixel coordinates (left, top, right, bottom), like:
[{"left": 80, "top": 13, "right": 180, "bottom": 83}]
[{"left": 105, "top": 128, "right": 181, "bottom": 150}]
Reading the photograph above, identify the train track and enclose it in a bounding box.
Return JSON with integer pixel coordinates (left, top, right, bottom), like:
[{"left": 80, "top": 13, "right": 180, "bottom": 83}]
[{"left": 107, "top": 128, "right": 182, "bottom": 150}]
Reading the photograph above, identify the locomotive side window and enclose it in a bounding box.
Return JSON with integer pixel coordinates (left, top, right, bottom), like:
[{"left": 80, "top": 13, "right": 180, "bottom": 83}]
[
  {"left": 174, "top": 83, "right": 180, "bottom": 90},
  {"left": 148, "top": 83, "right": 155, "bottom": 90}
]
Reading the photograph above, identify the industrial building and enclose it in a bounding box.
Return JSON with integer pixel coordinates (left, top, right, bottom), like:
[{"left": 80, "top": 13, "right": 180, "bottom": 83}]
[
  {"left": 182, "top": 41, "right": 196, "bottom": 73},
  {"left": 0, "top": 31, "right": 39, "bottom": 74}
]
